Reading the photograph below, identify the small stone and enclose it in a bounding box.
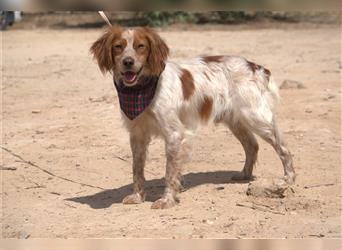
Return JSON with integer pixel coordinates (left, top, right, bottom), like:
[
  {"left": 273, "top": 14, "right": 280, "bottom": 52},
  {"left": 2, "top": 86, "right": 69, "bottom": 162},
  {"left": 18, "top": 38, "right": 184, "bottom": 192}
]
[
  {"left": 305, "top": 109, "right": 312, "bottom": 113},
  {"left": 35, "top": 130, "right": 44, "bottom": 134},
  {"left": 206, "top": 220, "right": 214, "bottom": 225},
  {"left": 47, "top": 144, "right": 57, "bottom": 149},
  {"left": 216, "top": 186, "right": 225, "bottom": 190},
  {"left": 0, "top": 166, "right": 17, "bottom": 171},
  {"left": 202, "top": 219, "right": 214, "bottom": 225},
  {"left": 230, "top": 216, "right": 238, "bottom": 221},
  {"left": 258, "top": 220, "right": 266, "bottom": 226},
  {"left": 280, "top": 80, "right": 306, "bottom": 90},
  {"left": 246, "top": 178, "right": 294, "bottom": 198},
  {"left": 224, "top": 222, "right": 234, "bottom": 228},
  {"left": 18, "top": 230, "right": 30, "bottom": 239},
  {"left": 323, "top": 94, "right": 336, "bottom": 101},
  {"left": 32, "top": 110, "right": 41, "bottom": 114}
]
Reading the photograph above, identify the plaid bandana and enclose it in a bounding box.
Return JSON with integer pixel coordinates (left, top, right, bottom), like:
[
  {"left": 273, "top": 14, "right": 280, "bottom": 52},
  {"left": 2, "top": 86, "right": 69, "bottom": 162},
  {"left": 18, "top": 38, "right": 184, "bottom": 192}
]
[{"left": 114, "top": 75, "right": 159, "bottom": 120}]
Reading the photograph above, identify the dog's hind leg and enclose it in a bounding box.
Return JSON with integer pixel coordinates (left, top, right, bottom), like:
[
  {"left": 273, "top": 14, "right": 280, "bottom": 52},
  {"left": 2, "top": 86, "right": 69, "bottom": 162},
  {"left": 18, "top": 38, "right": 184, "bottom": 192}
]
[
  {"left": 240, "top": 109, "right": 296, "bottom": 184},
  {"left": 122, "top": 132, "right": 151, "bottom": 204},
  {"left": 225, "top": 120, "right": 259, "bottom": 181}
]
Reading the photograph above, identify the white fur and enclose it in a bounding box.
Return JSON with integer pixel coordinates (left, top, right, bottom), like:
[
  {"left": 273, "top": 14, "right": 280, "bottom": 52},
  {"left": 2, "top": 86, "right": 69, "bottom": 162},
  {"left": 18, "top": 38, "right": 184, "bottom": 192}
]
[{"left": 122, "top": 55, "right": 279, "bottom": 140}]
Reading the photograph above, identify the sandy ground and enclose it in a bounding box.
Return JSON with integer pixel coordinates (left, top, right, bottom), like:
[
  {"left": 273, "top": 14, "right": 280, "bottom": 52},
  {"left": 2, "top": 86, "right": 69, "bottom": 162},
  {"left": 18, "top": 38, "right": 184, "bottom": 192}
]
[{"left": 1, "top": 24, "right": 341, "bottom": 239}]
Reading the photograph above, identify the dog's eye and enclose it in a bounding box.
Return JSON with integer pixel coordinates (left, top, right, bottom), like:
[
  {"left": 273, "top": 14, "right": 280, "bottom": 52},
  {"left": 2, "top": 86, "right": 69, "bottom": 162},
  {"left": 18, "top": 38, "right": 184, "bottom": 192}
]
[
  {"left": 138, "top": 44, "right": 145, "bottom": 49},
  {"left": 114, "top": 44, "right": 122, "bottom": 50}
]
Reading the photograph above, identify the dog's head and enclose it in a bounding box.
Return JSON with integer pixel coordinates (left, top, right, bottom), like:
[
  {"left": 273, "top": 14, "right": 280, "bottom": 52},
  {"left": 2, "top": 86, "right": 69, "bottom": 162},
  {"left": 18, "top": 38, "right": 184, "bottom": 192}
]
[{"left": 90, "top": 26, "right": 169, "bottom": 86}]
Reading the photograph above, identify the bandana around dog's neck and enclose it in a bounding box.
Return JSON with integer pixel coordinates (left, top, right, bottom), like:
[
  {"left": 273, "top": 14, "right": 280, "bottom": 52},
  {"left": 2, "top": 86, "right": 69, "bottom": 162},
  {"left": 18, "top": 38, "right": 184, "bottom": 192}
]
[{"left": 113, "top": 75, "right": 159, "bottom": 120}]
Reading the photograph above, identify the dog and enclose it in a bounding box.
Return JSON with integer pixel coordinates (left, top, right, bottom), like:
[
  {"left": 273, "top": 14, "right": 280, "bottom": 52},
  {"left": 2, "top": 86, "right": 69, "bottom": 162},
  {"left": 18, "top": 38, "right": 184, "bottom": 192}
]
[{"left": 90, "top": 26, "right": 296, "bottom": 209}]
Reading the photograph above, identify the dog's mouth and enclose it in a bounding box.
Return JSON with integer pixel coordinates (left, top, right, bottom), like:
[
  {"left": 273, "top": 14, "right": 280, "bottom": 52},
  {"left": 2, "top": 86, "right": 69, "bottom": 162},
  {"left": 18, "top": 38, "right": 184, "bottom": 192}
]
[{"left": 121, "top": 68, "right": 143, "bottom": 85}]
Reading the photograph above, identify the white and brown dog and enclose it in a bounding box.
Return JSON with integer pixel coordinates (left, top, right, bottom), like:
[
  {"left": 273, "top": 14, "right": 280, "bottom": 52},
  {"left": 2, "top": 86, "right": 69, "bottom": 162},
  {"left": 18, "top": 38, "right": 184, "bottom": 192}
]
[{"left": 90, "top": 26, "right": 295, "bottom": 209}]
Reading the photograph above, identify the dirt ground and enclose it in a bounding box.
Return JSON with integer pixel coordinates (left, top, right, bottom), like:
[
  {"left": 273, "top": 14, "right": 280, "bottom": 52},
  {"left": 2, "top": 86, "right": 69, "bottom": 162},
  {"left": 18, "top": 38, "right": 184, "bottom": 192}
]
[{"left": 1, "top": 23, "right": 341, "bottom": 239}]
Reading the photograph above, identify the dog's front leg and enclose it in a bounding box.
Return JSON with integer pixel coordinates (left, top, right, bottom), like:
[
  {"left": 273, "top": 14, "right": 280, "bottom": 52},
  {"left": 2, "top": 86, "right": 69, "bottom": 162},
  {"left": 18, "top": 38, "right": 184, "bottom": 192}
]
[
  {"left": 151, "top": 131, "right": 183, "bottom": 209},
  {"left": 122, "top": 133, "right": 150, "bottom": 205}
]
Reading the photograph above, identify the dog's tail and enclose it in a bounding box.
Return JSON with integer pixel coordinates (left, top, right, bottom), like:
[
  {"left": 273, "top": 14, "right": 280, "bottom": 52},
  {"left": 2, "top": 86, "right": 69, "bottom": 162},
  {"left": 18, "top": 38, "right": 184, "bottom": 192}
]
[
  {"left": 255, "top": 67, "right": 280, "bottom": 110},
  {"left": 267, "top": 76, "right": 280, "bottom": 103}
]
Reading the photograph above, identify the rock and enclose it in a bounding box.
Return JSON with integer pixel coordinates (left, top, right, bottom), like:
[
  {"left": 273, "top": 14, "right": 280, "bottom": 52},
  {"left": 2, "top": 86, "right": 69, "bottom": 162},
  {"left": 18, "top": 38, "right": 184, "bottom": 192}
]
[
  {"left": 18, "top": 230, "right": 30, "bottom": 239},
  {"left": 31, "top": 110, "right": 41, "bottom": 114},
  {"left": 246, "top": 178, "right": 294, "bottom": 198},
  {"left": 216, "top": 186, "right": 225, "bottom": 190},
  {"left": 0, "top": 166, "right": 17, "bottom": 171},
  {"left": 280, "top": 80, "right": 306, "bottom": 90},
  {"left": 223, "top": 222, "right": 234, "bottom": 228},
  {"left": 202, "top": 219, "right": 214, "bottom": 225},
  {"left": 323, "top": 94, "right": 336, "bottom": 101},
  {"left": 47, "top": 144, "right": 57, "bottom": 149},
  {"left": 89, "top": 95, "right": 113, "bottom": 103}
]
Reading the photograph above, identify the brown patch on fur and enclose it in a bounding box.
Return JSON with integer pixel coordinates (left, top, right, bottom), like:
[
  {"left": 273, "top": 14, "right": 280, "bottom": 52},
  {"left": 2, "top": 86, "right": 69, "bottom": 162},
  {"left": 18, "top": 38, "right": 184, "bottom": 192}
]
[
  {"left": 248, "top": 60, "right": 272, "bottom": 81},
  {"left": 90, "top": 26, "right": 123, "bottom": 74},
  {"left": 247, "top": 61, "right": 262, "bottom": 73},
  {"left": 264, "top": 67, "right": 271, "bottom": 81},
  {"left": 202, "top": 55, "right": 224, "bottom": 63},
  {"left": 135, "top": 27, "right": 169, "bottom": 75},
  {"left": 180, "top": 68, "right": 195, "bottom": 100},
  {"left": 199, "top": 96, "right": 213, "bottom": 122}
]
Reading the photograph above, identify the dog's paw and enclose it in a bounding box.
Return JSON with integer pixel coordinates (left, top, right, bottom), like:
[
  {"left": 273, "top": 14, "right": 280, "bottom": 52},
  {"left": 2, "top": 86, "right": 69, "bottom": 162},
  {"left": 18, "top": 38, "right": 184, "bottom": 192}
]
[
  {"left": 151, "top": 198, "right": 176, "bottom": 209},
  {"left": 231, "top": 171, "right": 253, "bottom": 181},
  {"left": 283, "top": 172, "right": 296, "bottom": 185},
  {"left": 122, "top": 193, "right": 145, "bottom": 205}
]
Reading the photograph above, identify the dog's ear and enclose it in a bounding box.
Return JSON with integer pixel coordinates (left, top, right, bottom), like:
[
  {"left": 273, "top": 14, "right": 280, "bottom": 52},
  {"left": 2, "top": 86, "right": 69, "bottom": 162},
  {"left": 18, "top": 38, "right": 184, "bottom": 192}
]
[
  {"left": 90, "top": 27, "right": 122, "bottom": 74},
  {"left": 143, "top": 27, "right": 169, "bottom": 75}
]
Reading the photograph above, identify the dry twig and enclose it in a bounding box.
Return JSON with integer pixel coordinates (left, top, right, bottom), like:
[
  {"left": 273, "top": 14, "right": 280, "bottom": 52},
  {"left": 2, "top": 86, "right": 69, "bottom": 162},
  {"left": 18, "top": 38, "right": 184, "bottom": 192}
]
[
  {"left": 236, "top": 201, "right": 285, "bottom": 215},
  {"left": 304, "top": 183, "right": 335, "bottom": 189},
  {"left": 1, "top": 146, "right": 105, "bottom": 190}
]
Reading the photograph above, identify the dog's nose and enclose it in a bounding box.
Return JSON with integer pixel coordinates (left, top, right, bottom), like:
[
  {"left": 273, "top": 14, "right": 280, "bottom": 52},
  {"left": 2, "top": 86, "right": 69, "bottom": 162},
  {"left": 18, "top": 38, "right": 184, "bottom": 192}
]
[{"left": 123, "top": 57, "right": 134, "bottom": 67}]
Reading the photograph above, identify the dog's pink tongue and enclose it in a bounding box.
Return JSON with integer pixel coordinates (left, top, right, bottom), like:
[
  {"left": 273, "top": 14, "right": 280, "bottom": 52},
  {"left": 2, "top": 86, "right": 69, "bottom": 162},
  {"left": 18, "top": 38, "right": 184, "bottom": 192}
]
[{"left": 124, "top": 71, "right": 137, "bottom": 83}]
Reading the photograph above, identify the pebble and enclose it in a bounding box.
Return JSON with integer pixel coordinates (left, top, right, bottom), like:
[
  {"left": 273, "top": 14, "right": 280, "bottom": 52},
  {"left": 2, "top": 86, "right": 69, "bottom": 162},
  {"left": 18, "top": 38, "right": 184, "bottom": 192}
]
[
  {"left": 246, "top": 178, "right": 294, "bottom": 198},
  {"left": 323, "top": 94, "right": 336, "bottom": 101},
  {"left": 18, "top": 230, "right": 30, "bottom": 239},
  {"left": 202, "top": 219, "right": 214, "bottom": 225},
  {"left": 31, "top": 110, "right": 41, "bottom": 114},
  {"left": 0, "top": 166, "right": 17, "bottom": 171},
  {"left": 280, "top": 80, "right": 306, "bottom": 89}
]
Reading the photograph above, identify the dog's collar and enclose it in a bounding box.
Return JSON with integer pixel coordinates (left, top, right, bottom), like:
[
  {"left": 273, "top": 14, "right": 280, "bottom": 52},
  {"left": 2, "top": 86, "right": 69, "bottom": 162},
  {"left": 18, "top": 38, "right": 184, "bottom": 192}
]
[{"left": 113, "top": 75, "right": 159, "bottom": 120}]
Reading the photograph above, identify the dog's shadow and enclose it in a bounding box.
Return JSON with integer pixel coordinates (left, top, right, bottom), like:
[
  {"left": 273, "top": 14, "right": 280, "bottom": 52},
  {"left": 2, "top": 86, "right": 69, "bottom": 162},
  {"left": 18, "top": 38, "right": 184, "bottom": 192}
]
[{"left": 66, "top": 170, "right": 247, "bottom": 209}]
